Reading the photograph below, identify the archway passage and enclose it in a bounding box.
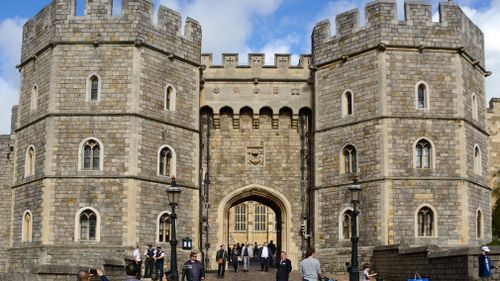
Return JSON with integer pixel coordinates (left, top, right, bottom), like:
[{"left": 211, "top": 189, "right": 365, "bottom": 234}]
[{"left": 227, "top": 196, "right": 282, "bottom": 260}]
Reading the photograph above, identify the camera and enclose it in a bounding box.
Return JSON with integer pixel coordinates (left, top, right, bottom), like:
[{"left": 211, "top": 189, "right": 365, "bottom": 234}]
[{"left": 89, "top": 268, "right": 98, "bottom": 275}]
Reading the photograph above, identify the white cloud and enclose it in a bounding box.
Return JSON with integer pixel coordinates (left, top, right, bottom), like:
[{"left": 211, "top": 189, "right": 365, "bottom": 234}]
[
  {"left": 0, "top": 78, "right": 18, "bottom": 134},
  {"left": 461, "top": 1, "right": 500, "bottom": 102},
  {"left": 158, "top": 0, "right": 283, "bottom": 62},
  {"left": 248, "top": 35, "right": 300, "bottom": 65},
  {"left": 0, "top": 17, "right": 24, "bottom": 134}
]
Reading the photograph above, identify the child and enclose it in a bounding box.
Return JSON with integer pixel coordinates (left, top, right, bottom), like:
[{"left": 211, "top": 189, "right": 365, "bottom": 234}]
[{"left": 362, "top": 263, "right": 377, "bottom": 281}]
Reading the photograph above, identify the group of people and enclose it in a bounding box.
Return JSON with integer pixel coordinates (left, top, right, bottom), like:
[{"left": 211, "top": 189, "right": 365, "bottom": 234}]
[
  {"left": 132, "top": 244, "right": 206, "bottom": 281},
  {"left": 76, "top": 244, "right": 499, "bottom": 281},
  {"left": 214, "top": 240, "right": 282, "bottom": 278},
  {"left": 132, "top": 244, "right": 166, "bottom": 280}
]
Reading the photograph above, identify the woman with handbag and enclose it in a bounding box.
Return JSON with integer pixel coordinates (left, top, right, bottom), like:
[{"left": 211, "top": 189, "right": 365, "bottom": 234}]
[
  {"left": 215, "top": 244, "right": 228, "bottom": 279},
  {"left": 230, "top": 244, "right": 239, "bottom": 273}
]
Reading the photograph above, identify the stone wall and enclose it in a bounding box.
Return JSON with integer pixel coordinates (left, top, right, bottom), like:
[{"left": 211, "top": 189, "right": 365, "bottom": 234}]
[
  {"left": 4, "top": 0, "right": 201, "bottom": 278},
  {"left": 313, "top": 0, "right": 490, "bottom": 253},
  {"left": 487, "top": 99, "right": 500, "bottom": 205},
  {"left": 372, "top": 245, "right": 500, "bottom": 281},
  {"left": 0, "top": 135, "right": 14, "bottom": 271}
]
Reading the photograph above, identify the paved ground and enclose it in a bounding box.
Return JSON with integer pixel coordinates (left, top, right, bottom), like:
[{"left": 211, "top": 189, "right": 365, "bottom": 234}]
[
  {"left": 202, "top": 262, "right": 349, "bottom": 281},
  {"left": 142, "top": 261, "right": 356, "bottom": 281}
]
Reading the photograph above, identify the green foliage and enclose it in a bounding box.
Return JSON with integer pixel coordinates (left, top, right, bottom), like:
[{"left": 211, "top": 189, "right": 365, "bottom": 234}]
[{"left": 492, "top": 198, "right": 500, "bottom": 238}]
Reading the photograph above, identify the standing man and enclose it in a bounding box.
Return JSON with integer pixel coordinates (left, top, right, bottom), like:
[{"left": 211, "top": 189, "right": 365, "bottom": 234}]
[
  {"left": 260, "top": 242, "right": 270, "bottom": 272},
  {"left": 276, "top": 251, "right": 292, "bottom": 281},
  {"left": 133, "top": 245, "right": 142, "bottom": 279},
  {"left": 253, "top": 242, "right": 259, "bottom": 260},
  {"left": 268, "top": 240, "right": 277, "bottom": 267},
  {"left": 215, "top": 244, "right": 228, "bottom": 279},
  {"left": 153, "top": 246, "right": 165, "bottom": 281},
  {"left": 241, "top": 243, "right": 251, "bottom": 272},
  {"left": 181, "top": 252, "right": 205, "bottom": 281},
  {"left": 144, "top": 244, "right": 155, "bottom": 278},
  {"left": 300, "top": 248, "right": 322, "bottom": 281},
  {"left": 479, "top": 246, "right": 497, "bottom": 280}
]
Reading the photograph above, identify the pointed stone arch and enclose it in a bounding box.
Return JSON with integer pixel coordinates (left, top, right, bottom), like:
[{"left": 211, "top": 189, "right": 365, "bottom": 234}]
[{"left": 217, "top": 184, "right": 297, "bottom": 268}]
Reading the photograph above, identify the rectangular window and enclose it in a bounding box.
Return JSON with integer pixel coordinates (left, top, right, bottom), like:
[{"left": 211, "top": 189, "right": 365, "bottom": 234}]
[
  {"left": 235, "top": 205, "right": 246, "bottom": 231},
  {"left": 255, "top": 205, "right": 266, "bottom": 231}
]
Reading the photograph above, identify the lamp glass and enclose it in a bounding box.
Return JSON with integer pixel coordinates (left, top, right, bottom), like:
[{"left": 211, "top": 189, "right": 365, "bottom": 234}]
[
  {"left": 349, "top": 184, "right": 361, "bottom": 202},
  {"left": 167, "top": 185, "right": 181, "bottom": 205}
]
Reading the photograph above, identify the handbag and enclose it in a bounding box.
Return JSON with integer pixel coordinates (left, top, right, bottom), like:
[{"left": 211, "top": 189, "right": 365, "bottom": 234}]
[
  {"left": 217, "top": 258, "right": 224, "bottom": 264},
  {"left": 408, "top": 274, "right": 429, "bottom": 281}
]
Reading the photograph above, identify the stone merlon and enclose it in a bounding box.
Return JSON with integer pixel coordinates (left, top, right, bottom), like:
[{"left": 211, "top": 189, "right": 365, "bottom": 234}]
[
  {"left": 311, "top": 0, "right": 485, "bottom": 67},
  {"left": 20, "top": 0, "right": 202, "bottom": 65}
]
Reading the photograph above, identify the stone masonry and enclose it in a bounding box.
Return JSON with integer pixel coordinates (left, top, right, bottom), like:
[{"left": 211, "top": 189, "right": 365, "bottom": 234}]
[
  {"left": 0, "top": 0, "right": 494, "bottom": 279},
  {"left": 487, "top": 98, "right": 500, "bottom": 205}
]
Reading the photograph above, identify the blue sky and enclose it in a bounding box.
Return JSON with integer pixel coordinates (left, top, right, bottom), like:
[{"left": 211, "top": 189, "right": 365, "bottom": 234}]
[{"left": 0, "top": 0, "right": 498, "bottom": 133}]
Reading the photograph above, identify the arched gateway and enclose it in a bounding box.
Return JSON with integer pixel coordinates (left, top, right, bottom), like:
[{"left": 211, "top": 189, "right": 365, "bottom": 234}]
[{"left": 216, "top": 184, "right": 299, "bottom": 268}]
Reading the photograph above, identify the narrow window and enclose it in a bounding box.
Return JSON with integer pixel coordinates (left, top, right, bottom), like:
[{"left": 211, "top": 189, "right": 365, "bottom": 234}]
[
  {"left": 477, "top": 210, "right": 482, "bottom": 239},
  {"left": 342, "top": 91, "right": 354, "bottom": 116},
  {"left": 75, "top": 0, "right": 85, "bottom": 16},
  {"left": 254, "top": 205, "right": 266, "bottom": 231},
  {"left": 158, "top": 213, "right": 171, "bottom": 242},
  {"left": 165, "top": 86, "right": 175, "bottom": 111},
  {"left": 472, "top": 94, "right": 478, "bottom": 120},
  {"left": 417, "top": 207, "right": 434, "bottom": 237},
  {"left": 415, "top": 139, "right": 432, "bottom": 169},
  {"left": 235, "top": 204, "right": 247, "bottom": 231},
  {"left": 346, "top": 92, "right": 353, "bottom": 115},
  {"left": 83, "top": 139, "right": 100, "bottom": 170},
  {"left": 31, "top": 85, "right": 38, "bottom": 111},
  {"left": 90, "top": 76, "right": 99, "bottom": 101},
  {"left": 112, "top": 0, "right": 122, "bottom": 16},
  {"left": 342, "top": 209, "right": 353, "bottom": 240},
  {"left": 159, "top": 147, "right": 172, "bottom": 176},
  {"left": 25, "top": 146, "right": 35, "bottom": 177},
  {"left": 22, "top": 211, "right": 32, "bottom": 242},
  {"left": 343, "top": 145, "right": 357, "bottom": 174},
  {"left": 474, "top": 146, "right": 482, "bottom": 175},
  {"left": 417, "top": 84, "right": 427, "bottom": 109},
  {"left": 80, "top": 209, "right": 97, "bottom": 240}
]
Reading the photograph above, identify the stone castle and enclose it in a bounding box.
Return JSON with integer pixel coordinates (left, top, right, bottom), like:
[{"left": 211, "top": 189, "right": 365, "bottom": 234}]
[{"left": 0, "top": 0, "right": 495, "bottom": 279}]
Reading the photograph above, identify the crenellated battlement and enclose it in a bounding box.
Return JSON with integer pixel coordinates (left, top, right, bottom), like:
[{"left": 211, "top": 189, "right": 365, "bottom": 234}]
[
  {"left": 312, "top": 0, "right": 485, "bottom": 67},
  {"left": 20, "top": 0, "right": 202, "bottom": 65},
  {"left": 201, "top": 53, "right": 311, "bottom": 69}
]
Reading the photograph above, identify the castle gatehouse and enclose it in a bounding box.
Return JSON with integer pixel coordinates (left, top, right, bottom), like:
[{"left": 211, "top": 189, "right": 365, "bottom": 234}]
[{"left": 0, "top": 0, "right": 492, "bottom": 279}]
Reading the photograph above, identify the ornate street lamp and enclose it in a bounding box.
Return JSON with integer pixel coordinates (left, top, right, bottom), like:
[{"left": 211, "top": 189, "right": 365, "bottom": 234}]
[
  {"left": 167, "top": 176, "right": 181, "bottom": 281},
  {"left": 348, "top": 180, "right": 362, "bottom": 281}
]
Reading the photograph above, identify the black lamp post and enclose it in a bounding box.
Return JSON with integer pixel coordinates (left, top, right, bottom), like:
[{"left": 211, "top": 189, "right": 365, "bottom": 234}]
[
  {"left": 348, "top": 181, "right": 362, "bottom": 281},
  {"left": 167, "top": 176, "right": 181, "bottom": 281}
]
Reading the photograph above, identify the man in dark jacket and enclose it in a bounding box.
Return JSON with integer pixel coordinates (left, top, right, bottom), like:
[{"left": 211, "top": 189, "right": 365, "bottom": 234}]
[
  {"left": 144, "top": 244, "right": 155, "bottom": 278},
  {"left": 182, "top": 252, "right": 205, "bottom": 281},
  {"left": 216, "top": 244, "right": 228, "bottom": 278},
  {"left": 268, "top": 240, "right": 277, "bottom": 267},
  {"left": 479, "top": 246, "right": 497, "bottom": 280},
  {"left": 276, "top": 251, "right": 292, "bottom": 281}
]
